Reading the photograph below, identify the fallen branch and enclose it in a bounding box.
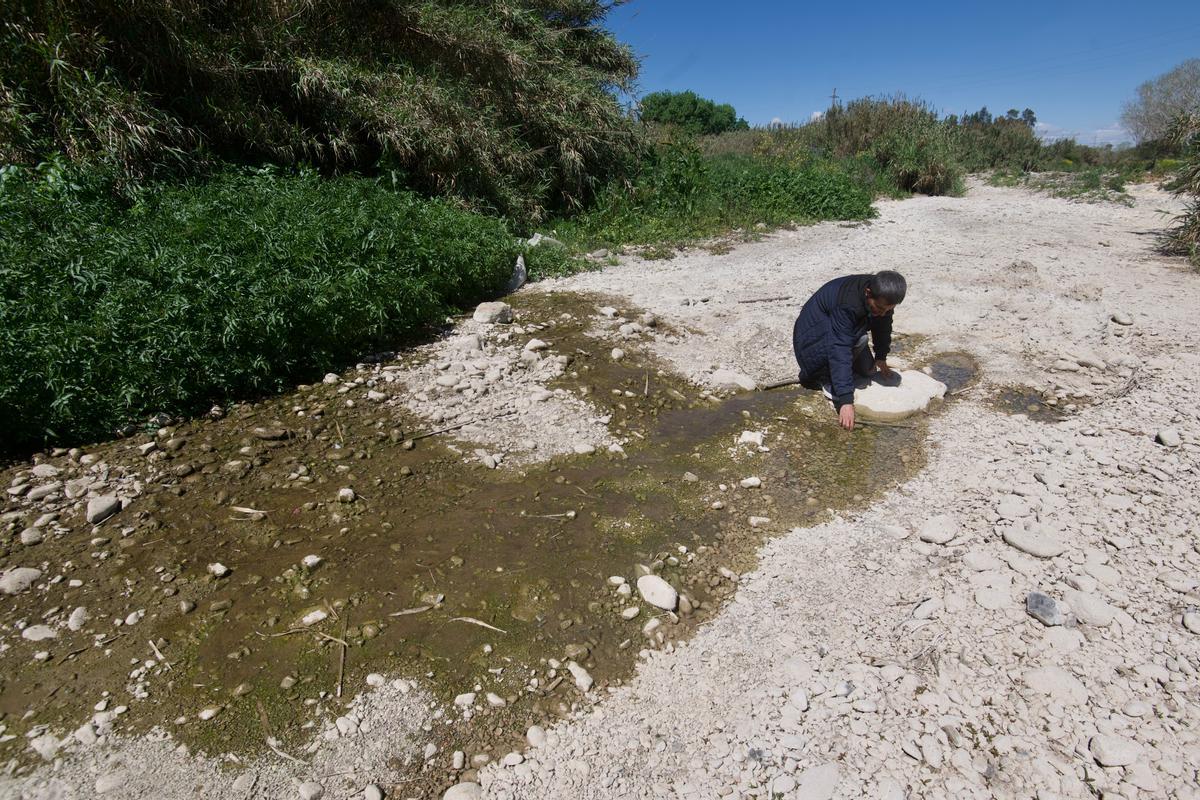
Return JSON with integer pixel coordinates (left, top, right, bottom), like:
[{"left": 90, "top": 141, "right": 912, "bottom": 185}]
[
  {"left": 335, "top": 615, "right": 348, "bottom": 699},
  {"left": 737, "top": 295, "right": 792, "bottom": 304},
  {"left": 450, "top": 616, "right": 508, "bottom": 634},
  {"left": 760, "top": 378, "right": 800, "bottom": 391},
  {"left": 267, "top": 737, "right": 308, "bottom": 766},
  {"left": 410, "top": 410, "right": 518, "bottom": 442},
  {"left": 149, "top": 640, "right": 172, "bottom": 670},
  {"left": 389, "top": 605, "right": 432, "bottom": 617}
]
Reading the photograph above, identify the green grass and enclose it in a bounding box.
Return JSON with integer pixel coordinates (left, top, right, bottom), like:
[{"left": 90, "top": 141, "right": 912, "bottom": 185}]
[
  {"left": 549, "top": 144, "right": 876, "bottom": 251},
  {"left": 0, "top": 166, "right": 519, "bottom": 451},
  {"left": 987, "top": 167, "right": 1135, "bottom": 205}
]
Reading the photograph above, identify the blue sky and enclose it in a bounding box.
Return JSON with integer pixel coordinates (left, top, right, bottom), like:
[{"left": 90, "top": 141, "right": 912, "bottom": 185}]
[{"left": 604, "top": 1, "right": 1200, "bottom": 144}]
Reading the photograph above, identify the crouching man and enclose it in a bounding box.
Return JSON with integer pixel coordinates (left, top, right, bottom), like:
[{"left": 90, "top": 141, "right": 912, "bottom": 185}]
[{"left": 792, "top": 271, "right": 907, "bottom": 430}]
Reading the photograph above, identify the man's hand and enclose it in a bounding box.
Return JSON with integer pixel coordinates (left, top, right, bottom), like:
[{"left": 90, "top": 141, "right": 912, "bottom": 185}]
[
  {"left": 875, "top": 359, "right": 894, "bottom": 379},
  {"left": 838, "top": 404, "right": 856, "bottom": 430}
]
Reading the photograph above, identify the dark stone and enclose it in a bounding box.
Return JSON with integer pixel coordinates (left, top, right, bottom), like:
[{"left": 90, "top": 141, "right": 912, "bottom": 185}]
[{"left": 1026, "top": 592, "right": 1064, "bottom": 626}]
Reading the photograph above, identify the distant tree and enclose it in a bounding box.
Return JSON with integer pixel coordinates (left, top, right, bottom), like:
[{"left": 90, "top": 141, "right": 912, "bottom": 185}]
[
  {"left": 1121, "top": 59, "right": 1200, "bottom": 143},
  {"left": 1021, "top": 108, "right": 1037, "bottom": 129},
  {"left": 1006, "top": 108, "right": 1020, "bottom": 120},
  {"left": 639, "top": 90, "right": 750, "bottom": 135}
]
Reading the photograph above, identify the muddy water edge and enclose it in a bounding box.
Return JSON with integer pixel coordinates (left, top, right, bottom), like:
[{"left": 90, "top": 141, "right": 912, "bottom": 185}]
[{"left": 0, "top": 290, "right": 944, "bottom": 795}]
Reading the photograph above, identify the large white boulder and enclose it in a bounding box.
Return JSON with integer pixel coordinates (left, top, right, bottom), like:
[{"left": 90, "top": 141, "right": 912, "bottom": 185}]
[{"left": 853, "top": 370, "right": 946, "bottom": 421}]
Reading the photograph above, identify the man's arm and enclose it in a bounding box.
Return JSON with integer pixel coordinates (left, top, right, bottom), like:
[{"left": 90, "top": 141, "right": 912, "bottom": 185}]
[
  {"left": 870, "top": 310, "right": 894, "bottom": 361},
  {"left": 828, "top": 307, "right": 859, "bottom": 409}
]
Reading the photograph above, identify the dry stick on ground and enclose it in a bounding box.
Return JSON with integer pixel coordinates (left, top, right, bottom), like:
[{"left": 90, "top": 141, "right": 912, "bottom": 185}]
[
  {"left": 335, "top": 615, "right": 349, "bottom": 699},
  {"left": 1095, "top": 366, "right": 1141, "bottom": 405},
  {"left": 149, "top": 640, "right": 171, "bottom": 670},
  {"left": 450, "top": 616, "right": 508, "bottom": 634},
  {"left": 389, "top": 605, "right": 433, "bottom": 617},
  {"left": 738, "top": 295, "right": 793, "bottom": 304},
  {"left": 410, "top": 410, "right": 518, "bottom": 442}
]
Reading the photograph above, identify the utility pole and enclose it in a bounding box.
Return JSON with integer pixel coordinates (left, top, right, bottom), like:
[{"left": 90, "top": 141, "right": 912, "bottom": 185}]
[{"left": 829, "top": 88, "right": 840, "bottom": 109}]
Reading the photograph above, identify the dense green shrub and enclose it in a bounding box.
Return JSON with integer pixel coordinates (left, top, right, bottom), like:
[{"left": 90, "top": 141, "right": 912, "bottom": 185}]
[
  {"left": 640, "top": 91, "right": 749, "bottom": 135},
  {"left": 0, "top": 167, "right": 519, "bottom": 450},
  {"left": 0, "top": 0, "right": 642, "bottom": 220},
  {"left": 1162, "top": 112, "right": 1200, "bottom": 266},
  {"left": 554, "top": 143, "right": 874, "bottom": 248}
]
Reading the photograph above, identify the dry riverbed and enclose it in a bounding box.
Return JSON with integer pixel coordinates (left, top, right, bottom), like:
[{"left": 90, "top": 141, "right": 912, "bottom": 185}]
[{"left": 3, "top": 179, "right": 1199, "bottom": 800}]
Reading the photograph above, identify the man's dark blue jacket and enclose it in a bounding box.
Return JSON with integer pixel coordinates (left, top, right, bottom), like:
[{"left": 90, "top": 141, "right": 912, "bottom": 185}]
[{"left": 792, "top": 274, "right": 893, "bottom": 409}]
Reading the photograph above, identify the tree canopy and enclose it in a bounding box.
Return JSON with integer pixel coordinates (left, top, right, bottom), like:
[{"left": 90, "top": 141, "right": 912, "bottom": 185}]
[
  {"left": 639, "top": 90, "right": 749, "bottom": 135},
  {"left": 0, "top": 0, "right": 644, "bottom": 220},
  {"left": 1121, "top": 59, "right": 1200, "bottom": 144}
]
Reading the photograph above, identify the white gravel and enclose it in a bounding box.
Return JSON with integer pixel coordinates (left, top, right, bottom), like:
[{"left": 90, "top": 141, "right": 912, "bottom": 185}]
[{"left": 5, "top": 180, "right": 1198, "bottom": 799}]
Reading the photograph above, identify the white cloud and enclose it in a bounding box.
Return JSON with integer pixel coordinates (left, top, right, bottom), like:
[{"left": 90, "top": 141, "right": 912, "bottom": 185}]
[
  {"left": 810, "top": 110, "right": 825, "bottom": 122},
  {"left": 769, "top": 116, "right": 785, "bottom": 128}
]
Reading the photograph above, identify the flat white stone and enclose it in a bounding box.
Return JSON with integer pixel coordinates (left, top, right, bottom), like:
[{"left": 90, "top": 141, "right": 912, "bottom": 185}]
[
  {"left": 1002, "top": 522, "right": 1066, "bottom": 558},
  {"left": 853, "top": 370, "right": 946, "bottom": 421},
  {"left": 1023, "top": 665, "right": 1088, "bottom": 704},
  {"left": 795, "top": 762, "right": 840, "bottom": 800},
  {"left": 567, "top": 660, "right": 594, "bottom": 692},
  {"left": 473, "top": 302, "right": 513, "bottom": 324},
  {"left": 636, "top": 575, "right": 678, "bottom": 610},
  {"left": 442, "top": 782, "right": 482, "bottom": 800},
  {"left": 710, "top": 369, "right": 757, "bottom": 392},
  {"left": 0, "top": 567, "right": 42, "bottom": 595},
  {"left": 1089, "top": 734, "right": 1143, "bottom": 767},
  {"left": 918, "top": 515, "right": 956, "bottom": 544}
]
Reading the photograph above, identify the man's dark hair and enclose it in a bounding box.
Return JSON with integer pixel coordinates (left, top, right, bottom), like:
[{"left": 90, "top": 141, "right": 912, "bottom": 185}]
[{"left": 868, "top": 270, "right": 907, "bottom": 304}]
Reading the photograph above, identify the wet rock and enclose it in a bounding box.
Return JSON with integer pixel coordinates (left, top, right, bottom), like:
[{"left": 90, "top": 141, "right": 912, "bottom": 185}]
[
  {"left": 68, "top": 606, "right": 90, "bottom": 631},
  {"left": 1155, "top": 428, "right": 1182, "bottom": 447},
  {"left": 853, "top": 371, "right": 946, "bottom": 421},
  {"left": 22, "top": 625, "right": 57, "bottom": 641},
  {"left": 636, "top": 575, "right": 678, "bottom": 611},
  {"left": 0, "top": 567, "right": 42, "bottom": 595},
  {"left": 710, "top": 369, "right": 757, "bottom": 392},
  {"left": 300, "top": 609, "right": 329, "bottom": 626},
  {"left": 473, "top": 302, "right": 513, "bottom": 324},
  {"left": 86, "top": 495, "right": 121, "bottom": 524},
  {"left": 567, "top": 660, "right": 594, "bottom": 692},
  {"left": 30, "top": 463, "right": 61, "bottom": 479},
  {"left": 1089, "top": 734, "right": 1142, "bottom": 767},
  {"left": 918, "top": 515, "right": 955, "bottom": 544},
  {"left": 1026, "top": 592, "right": 1064, "bottom": 626},
  {"left": 442, "top": 783, "right": 482, "bottom": 800},
  {"left": 527, "top": 725, "right": 547, "bottom": 747}
]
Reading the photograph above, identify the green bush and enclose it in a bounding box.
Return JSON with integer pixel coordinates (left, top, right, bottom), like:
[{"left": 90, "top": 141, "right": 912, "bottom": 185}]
[
  {"left": 1162, "top": 112, "right": 1200, "bottom": 266},
  {"left": 1, "top": 1, "right": 642, "bottom": 221},
  {"left": 640, "top": 91, "right": 749, "bottom": 136},
  {"left": 553, "top": 143, "right": 875, "bottom": 249},
  {"left": 0, "top": 166, "right": 519, "bottom": 450}
]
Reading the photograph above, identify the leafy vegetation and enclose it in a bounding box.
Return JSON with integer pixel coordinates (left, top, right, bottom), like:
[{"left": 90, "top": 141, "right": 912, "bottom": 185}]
[
  {"left": 640, "top": 91, "right": 749, "bottom": 135},
  {"left": 0, "top": 166, "right": 519, "bottom": 450},
  {"left": 0, "top": 0, "right": 641, "bottom": 221},
  {"left": 1161, "top": 112, "right": 1200, "bottom": 266},
  {"left": 551, "top": 141, "right": 875, "bottom": 249}
]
